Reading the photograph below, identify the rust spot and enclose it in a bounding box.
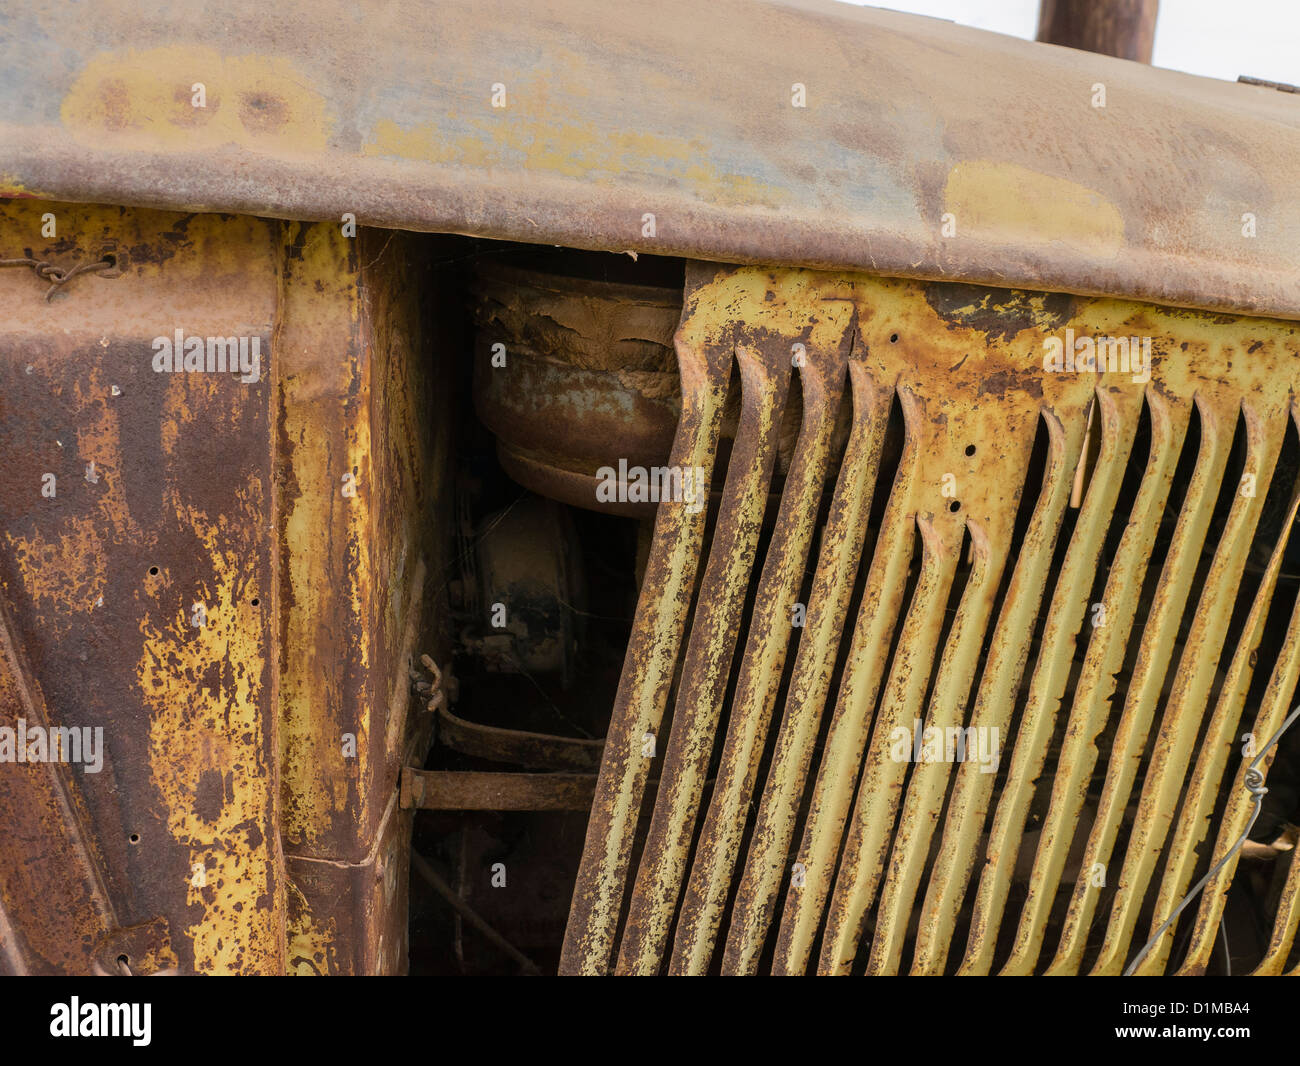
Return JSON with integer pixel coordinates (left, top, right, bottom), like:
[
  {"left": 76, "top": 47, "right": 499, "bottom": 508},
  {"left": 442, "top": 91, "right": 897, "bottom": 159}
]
[
  {"left": 238, "top": 92, "right": 288, "bottom": 133},
  {"left": 925, "top": 283, "right": 1074, "bottom": 342},
  {"left": 98, "top": 78, "right": 132, "bottom": 131}
]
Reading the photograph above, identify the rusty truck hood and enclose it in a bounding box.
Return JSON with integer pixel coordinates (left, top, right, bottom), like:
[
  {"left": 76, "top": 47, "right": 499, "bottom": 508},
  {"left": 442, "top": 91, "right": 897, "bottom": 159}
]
[{"left": 1, "top": 0, "right": 1298, "bottom": 319}]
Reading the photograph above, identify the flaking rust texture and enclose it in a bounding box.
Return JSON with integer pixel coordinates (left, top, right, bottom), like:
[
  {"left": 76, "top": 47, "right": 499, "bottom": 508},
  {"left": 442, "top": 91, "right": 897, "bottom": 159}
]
[
  {"left": 0, "top": 200, "right": 441, "bottom": 974},
  {"left": 0, "top": 199, "right": 281, "bottom": 973},
  {"left": 565, "top": 262, "right": 1300, "bottom": 976},
  {"left": 276, "top": 222, "right": 442, "bottom": 974},
  {"left": 471, "top": 256, "right": 682, "bottom": 514}
]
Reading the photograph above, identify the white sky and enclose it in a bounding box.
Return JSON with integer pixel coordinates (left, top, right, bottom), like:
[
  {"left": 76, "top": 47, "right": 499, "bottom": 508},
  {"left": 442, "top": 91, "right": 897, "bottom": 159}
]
[{"left": 849, "top": 0, "right": 1299, "bottom": 84}]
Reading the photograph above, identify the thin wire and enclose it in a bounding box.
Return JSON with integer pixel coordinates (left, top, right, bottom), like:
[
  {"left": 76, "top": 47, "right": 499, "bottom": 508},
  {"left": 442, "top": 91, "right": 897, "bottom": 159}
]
[
  {"left": 1, "top": 253, "right": 117, "bottom": 300},
  {"left": 1124, "top": 703, "right": 1300, "bottom": 975}
]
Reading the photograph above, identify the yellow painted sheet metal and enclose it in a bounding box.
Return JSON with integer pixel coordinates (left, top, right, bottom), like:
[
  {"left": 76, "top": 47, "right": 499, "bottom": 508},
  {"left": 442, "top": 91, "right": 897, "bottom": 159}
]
[{"left": 564, "top": 262, "right": 1300, "bottom": 976}]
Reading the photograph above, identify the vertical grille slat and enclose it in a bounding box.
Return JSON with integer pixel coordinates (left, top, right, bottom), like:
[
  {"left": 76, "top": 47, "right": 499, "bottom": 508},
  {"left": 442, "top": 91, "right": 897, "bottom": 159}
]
[
  {"left": 864, "top": 528, "right": 1001, "bottom": 975},
  {"left": 913, "top": 413, "right": 1074, "bottom": 975},
  {"left": 815, "top": 512, "right": 961, "bottom": 974},
  {"left": 1136, "top": 412, "right": 1300, "bottom": 974},
  {"left": 1094, "top": 402, "right": 1289, "bottom": 975},
  {"left": 559, "top": 272, "right": 735, "bottom": 975},
  {"left": 616, "top": 341, "right": 794, "bottom": 974},
  {"left": 1047, "top": 397, "right": 1235, "bottom": 975},
  {"left": 670, "top": 326, "right": 855, "bottom": 975},
  {"left": 1179, "top": 597, "right": 1300, "bottom": 974},
  {"left": 763, "top": 415, "right": 924, "bottom": 973},
  {"left": 1178, "top": 417, "right": 1300, "bottom": 972},
  {"left": 720, "top": 363, "right": 894, "bottom": 974},
  {"left": 960, "top": 386, "right": 1142, "bottom": 975},
  {"left": 1253, "top": 846, "right": 1300, "bottom": 975},
  {"left": 563, "top": 265, "right": 1300, "bottom": 976},
  {"left": 1003, "top": 390, "right": 1187, "bottom": 974}
]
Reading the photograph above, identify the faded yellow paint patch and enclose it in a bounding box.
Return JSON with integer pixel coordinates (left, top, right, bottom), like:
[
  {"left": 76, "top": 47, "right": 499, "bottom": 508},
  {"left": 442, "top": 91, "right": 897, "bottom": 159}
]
[
  {"left": 61, "top": 45, "right": 331, "bottom": 153},
  {"left": 364, "top": 114, "right": 779, "bottom": 208},
  {"left": 943, "top": 161, "right": 1124, "bottom": 256},
  {"left": 678, "top": 267, "right": 857, "bottom": 353},
  {"left": 367, "top": 118, "right": 494, "bottom": 169}
]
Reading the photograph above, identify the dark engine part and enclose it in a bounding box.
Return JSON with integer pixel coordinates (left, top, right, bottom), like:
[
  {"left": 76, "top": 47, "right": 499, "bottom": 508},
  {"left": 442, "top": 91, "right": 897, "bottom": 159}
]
[{"left": 452, "top": 492, "right": 586, "bottom": 687}]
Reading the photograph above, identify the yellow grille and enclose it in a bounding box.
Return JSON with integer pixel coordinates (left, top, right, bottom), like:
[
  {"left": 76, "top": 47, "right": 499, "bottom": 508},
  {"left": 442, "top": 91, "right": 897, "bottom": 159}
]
[{"left": 561, "top": 263, "right": 1300, "bottom": 976}]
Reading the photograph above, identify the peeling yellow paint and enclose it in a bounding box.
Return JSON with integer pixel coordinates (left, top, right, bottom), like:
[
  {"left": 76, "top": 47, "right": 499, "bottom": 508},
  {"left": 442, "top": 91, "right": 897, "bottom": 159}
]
[
  {"left": 136, "top": 445, "right": 276, "bottom": 974},
  {"left": 285, "top": 879, "right": 338, "bottom": 975},
  {"left": 5, "top": 516, "right": 107, "bottom": 641},
  {"left": 278, "top": 222, "right": 373, "bottom": 849}
]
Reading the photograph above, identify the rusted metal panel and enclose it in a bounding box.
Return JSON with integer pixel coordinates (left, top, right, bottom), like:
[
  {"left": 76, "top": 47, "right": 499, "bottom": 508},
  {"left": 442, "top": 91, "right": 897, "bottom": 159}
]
[
  {"left": 284, "top": 798, "right": 412, "bottom": 976},
  {"left": 435, "top": 706, "right": 605, "bottom": 772},
  {"left": 563, "top": 261, "right": 1300, "bottom": 975},
  {"left": 276, "top": 222, "right": 442, "bottom": 972},
  {"left": 1, "top": 2, "right": 1298, "bottom": 320},
  {"left": 0, "top": 199, "right": 284, "bottom": 974},
  {"left": 0, "top": 201, "right": 441, "bottom": 973},
  {"left": 400, "top": 769, "right": 597, "bottom": 812},
  {"left": 0, "top": 593, "right": 119, "bottom": 974}
]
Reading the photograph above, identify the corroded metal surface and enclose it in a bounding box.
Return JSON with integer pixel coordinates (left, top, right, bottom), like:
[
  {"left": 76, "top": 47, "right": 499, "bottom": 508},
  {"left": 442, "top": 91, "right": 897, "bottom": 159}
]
[
  {"left": 0, "top": 592, "right": 120, "bottom": 974},
  {"left": 0, "top": 202, "right": 442, "bottom": 973},
  {"left": 0, "top": 199, "right": 283, "bottom": 974},
  {"left": 563, "top": 261, "right": 1300, "bottom": 975},
  {"left": 1, "top": 1, "right": 1299, "bottom": 320},
  {"left": 274, "top": 222, "right": 443, "bottom": 974},
  {"left": 472, "top": 257, "right": 681, "bottom": 516},
  {"left": 436, "top": 706, "right": 605, "bottom": 772},
  {"left": 400, "top": 769, "right": 597, "bottom": 811}
]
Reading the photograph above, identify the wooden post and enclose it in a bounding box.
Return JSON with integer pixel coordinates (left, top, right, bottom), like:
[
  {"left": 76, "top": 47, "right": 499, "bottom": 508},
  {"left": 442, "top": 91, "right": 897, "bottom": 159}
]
[{"left": 1038, "top": 0, "right": 1158, "bottom": 63}]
